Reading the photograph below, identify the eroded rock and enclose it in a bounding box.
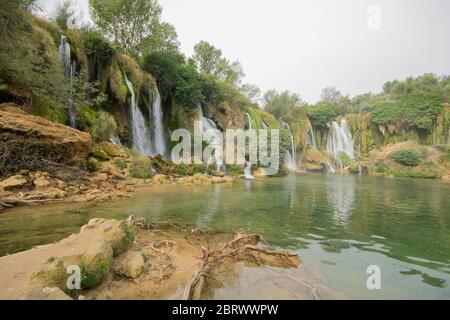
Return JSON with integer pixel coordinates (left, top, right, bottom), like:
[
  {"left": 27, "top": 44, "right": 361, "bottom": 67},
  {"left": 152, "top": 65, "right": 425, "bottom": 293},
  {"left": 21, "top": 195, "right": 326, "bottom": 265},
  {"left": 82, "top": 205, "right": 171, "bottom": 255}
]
[
  {"left": 113, "top": 251, "right": 145, "bottom": 279},
  {"left": 0, "top": 175, "right": 28, "bottom": 191}
]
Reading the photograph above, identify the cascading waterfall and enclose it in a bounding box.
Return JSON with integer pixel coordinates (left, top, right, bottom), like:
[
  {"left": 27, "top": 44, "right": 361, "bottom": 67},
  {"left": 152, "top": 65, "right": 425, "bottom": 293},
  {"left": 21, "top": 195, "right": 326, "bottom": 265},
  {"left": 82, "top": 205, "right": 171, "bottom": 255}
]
[
  {"left": 308, "top": 126, "right": 318, "bottom": 150},
  {"left": 123, "top": 72, "right": 152, "bottom": 156},
  {"left": 150, "top": 88, "right": 166, "bottom": 157},
  {"left": 198, "top": 105, "right": 224, "bottom": 171},
  {"left": 326, "top": 118, "right": 355, "bottom": 168},
  {"left": 58, "top": 36, "right": 76, "bottom": 127},
  {"left": 281, "top": 121, "right": 297, "bottom": 171},
  {"left": 246, "top": 113, "right": 253, "bottom": 130},
  {"left": 244, "top": 162, "right": 255, "bottom": 180}
]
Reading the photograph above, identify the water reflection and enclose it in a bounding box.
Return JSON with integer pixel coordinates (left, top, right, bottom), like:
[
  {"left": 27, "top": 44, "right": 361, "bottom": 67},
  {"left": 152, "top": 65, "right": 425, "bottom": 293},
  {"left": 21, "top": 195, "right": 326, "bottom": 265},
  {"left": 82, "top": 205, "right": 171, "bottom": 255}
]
[
  {"left": 1, "top": 174, "right": 450, "bottom": 299},
  {"left": 325, "top": 175, "right": 355, "bottom": 225}
]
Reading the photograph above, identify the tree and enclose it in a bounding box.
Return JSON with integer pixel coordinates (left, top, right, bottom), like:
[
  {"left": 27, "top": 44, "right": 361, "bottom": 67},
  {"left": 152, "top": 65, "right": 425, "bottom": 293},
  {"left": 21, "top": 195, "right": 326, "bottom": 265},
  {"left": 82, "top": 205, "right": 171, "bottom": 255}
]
[
  {"left": 139, "top": 21, "right": 180, "bottom": 53},
  {"left": 89, "top": 0, "right": 163, "bottom": 56},
  {"left": 217, "top": 59, "right": 245, "bottom": 86},
  {"left": 55, "top": 0, "right": 74, "bottom": 30},
  {"left": 141, "top": 51, "right": 203, "bottom": 112},
  {"left": 263, "top": 90, "right": 303, "bottom": 119},
  {"left": 192, "top": 41, "right": 245, "bottom": 86},
  {"left": 241, "top": 83, "right": 261, "bottom": 103},
  {"left": 309, "top": 102, "right": 339, "bottom": 130},
  {"left": 193, "top": 41, "right": 223, "bottom": 75}
]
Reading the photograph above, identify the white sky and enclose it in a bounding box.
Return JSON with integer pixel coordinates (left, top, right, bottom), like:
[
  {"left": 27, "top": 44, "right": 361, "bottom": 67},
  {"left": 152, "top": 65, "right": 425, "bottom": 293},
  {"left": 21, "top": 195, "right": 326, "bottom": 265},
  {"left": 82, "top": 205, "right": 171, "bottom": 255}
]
[{"left": 38, "top": 0, "right": 450, "bottom": 103}]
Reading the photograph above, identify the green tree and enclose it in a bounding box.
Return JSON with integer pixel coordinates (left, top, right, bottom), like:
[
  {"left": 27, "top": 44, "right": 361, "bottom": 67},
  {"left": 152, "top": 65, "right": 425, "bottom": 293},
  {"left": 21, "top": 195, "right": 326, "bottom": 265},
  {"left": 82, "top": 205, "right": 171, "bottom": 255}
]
[
  {"left": 241, "top": 83, "right": 261, "bottom": 103},
  {"left": 192, "top": 41, "right": 223, "bottom": 75},
  {"left": 263, "top": 90, "right": 303, "bottom": 119},
  {"left": 54, "top": 0, "right": 74, "bottom": 30},
  {"left": 141, "top": 51, "right": 203, "bottom": 112},
  {"left": 192, "top": 41, "right": 245, "bottom": 85},
  {"left": 89, "top": 0, "right": 164, "bottom": 56},
  {"left": 139, "top": 21, "right": 180, "bottom": 53},
  {"left": 309, "top": 102, "right": 339, "bottom": 130}
]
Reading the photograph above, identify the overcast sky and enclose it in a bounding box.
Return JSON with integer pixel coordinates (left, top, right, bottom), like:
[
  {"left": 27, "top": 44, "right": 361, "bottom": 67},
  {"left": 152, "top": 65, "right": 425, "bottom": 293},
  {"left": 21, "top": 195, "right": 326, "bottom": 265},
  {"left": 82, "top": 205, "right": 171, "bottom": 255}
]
[{"left": 38, "top": 0, "right": 450, "bottom": 103}]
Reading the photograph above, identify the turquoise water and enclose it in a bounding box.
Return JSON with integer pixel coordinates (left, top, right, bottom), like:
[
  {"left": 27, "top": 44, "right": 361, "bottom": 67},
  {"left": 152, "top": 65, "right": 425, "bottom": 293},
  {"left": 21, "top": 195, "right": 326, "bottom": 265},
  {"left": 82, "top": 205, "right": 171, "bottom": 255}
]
[{"left": 1, "top": 174, "right": 449, "bottom": 299}]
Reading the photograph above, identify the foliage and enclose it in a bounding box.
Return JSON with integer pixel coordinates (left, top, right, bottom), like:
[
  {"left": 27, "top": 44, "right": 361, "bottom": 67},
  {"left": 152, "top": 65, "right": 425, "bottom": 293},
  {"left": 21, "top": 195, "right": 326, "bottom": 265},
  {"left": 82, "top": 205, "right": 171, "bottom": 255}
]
[
  {"left": 89, "top": 0, "right": 177, "bottom": 56},
  {"left": 84, "top": 31, "right": 115, "bottom": 90},
  {"left": 308, "top": 102, "right": 339, "bottom": 130},
  {"left": 0, "top": 3, "right": 65, "bottom": 110},
  {"left": 141, "top": 51, "right": 185, "bottom": 99},
  {"left": 142, "top": 51, "right": 203, "bottom": 112},
  {"left": 263, "top": 90, "right": 303, "bottom": 119},
  {"left": 55, "top": 0, "right": 74, "bottom": 30},
  {"left": 114, "top": 159, "right": 128, "bottom": 169},
  {"left": 192, "top": 41, "right": 245, "bottom": 86},
  {"left": 129, "top": 156, "right": 153, "bottom": 179},
  {"left": 84, "top": 31, "right": 115, "bottom": 62},
  {"left": 241, "top": 83, "right": 261, "bottom": 103},
  {"left": 139, "top": 21, "right": 180, "bottom": 53},
  {"left": 390, "top": 149, "right": 425, "bottom": 166},
  {"left": 92, "top": 111, "right": 117, "bottom": 142}
]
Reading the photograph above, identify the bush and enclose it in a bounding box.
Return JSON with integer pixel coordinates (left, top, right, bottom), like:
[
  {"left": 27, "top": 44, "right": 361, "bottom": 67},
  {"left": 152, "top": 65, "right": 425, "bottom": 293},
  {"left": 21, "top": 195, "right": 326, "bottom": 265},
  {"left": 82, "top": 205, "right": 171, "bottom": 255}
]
[
  {"left": 309, "top": 102, "right": 339, "bottom": 130},
  {"left": 129, "top": 156, "right": 153, "bottom": 179},
  {"left": 375, "top": 161, "right": 388, "bottom": 173},
  {"left": 81, "top": 108, "right": 117, "bottom": 142},
  {"left": 92, "top": 111, "right": 117, "bottom": 142},
  {"left": 114, "top": 159, "right": 128, "bottom": 170},
  {"left": 390, "top": 149, "right": 424, "bottom": 166}
]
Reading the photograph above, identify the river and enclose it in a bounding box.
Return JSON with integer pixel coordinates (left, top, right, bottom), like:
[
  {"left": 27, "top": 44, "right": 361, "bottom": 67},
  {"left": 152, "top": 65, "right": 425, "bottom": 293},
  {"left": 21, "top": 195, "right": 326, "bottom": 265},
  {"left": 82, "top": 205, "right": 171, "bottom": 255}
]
[{"left": 1, "top": 174, "right": 449, "bottom": 299}]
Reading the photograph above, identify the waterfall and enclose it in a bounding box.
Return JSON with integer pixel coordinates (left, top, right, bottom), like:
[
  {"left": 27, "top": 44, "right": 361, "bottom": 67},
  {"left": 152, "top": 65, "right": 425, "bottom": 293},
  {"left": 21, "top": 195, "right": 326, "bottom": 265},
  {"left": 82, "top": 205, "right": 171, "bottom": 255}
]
[
  {"left": 281, "top": 121, "right": 297, "bottom": 171},
  {"left": 150, "top": 88, "right": 166, "bottom": 157},
  {"left": 246, "top": 113, "right": 253, "bottom": 130},
  {"left": 244, "top": 161, "right": 255, "bottom": 180},
  {"left": 308, "top": 126, "right": 318, "bottom": 150},
  {"left": 326, "top": 118, "right": 355, "bottom": 168},
  {"left": 58, "top": 36, "right": 76, "bottom": 127},
  {"left": 198, "top": 105, "right": 224, "bottom": 171},
  {"left": 124, "top": 72, "right": 152, "bottom": 156},
  {"left": 110, "top": 134, "right": 121, "bottom": 145},
  {"left": 59, "top": 36, "right": 71, "bottom": 78}
]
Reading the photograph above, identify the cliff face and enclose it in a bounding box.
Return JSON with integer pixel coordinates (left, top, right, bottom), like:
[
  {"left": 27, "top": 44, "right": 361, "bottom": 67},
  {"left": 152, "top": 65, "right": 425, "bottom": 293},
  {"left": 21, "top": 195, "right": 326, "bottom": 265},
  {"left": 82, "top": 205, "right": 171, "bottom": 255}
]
[
  {"left": 344, "top": 103, "right": 450, "bottom": 157},
  {"left": 0, "top": 104, "right": 92, "bottom": 177}
]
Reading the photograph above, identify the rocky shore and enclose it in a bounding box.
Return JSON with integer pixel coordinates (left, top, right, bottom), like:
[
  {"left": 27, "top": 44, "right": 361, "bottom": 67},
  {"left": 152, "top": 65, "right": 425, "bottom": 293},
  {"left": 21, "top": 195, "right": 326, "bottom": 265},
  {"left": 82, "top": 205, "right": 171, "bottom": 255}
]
[
  {"left": 0, "top": 103, "right": 235, "bottom": 211},
  {"left": 0, "top": 217, "right": 307, "bottom": 300}
]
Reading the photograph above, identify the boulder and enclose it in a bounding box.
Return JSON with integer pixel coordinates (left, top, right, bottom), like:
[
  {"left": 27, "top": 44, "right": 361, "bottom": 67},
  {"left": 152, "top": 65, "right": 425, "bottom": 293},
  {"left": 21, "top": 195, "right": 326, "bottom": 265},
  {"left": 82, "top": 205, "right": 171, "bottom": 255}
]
[
  {"left": 19, "top": 287, "right": 72, "bottom": 300},
  {"left": 151, "top": 174, "right": 172, "bottom": 185},
  {"left": 0, "top": 175, "right": 28, "bottom": 190},
  {"left": 113, "top": 251, "right": 145, "bottom": 279},
  {"left": 33, "top": 176, "right": 50, "bottom": 188}
]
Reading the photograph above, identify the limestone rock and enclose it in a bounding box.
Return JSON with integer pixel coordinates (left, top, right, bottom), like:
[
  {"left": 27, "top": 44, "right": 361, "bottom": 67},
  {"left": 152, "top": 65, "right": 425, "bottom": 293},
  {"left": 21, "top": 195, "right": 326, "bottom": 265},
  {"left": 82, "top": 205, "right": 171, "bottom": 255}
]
[
  {"left": 19, "top": 287, "right": 72, "bottom": 300},
  {"left": 28, "top": 257, "right": 67, "bottom": 289},
  {"left": 0, "top": 104, "right": 92, "bottom": 162},
  {"left": 0, "top": 175, "right": 28, "bottom": 190},
  {"left": 34, "top": 176, "right": 50, "bottom": 188},
  {"left": 151, "top": 174, "right": 172, "bottom": 185},
  {"left": 113, "top": 251, "right": 144, "bottom": 279}
]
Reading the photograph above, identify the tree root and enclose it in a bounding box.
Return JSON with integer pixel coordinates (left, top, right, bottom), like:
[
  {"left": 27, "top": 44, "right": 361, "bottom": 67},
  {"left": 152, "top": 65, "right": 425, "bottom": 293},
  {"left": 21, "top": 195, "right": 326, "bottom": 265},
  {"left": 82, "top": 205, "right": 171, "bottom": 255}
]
[{"left": 183, "top": 230, "right": 300, "bottom": 300}]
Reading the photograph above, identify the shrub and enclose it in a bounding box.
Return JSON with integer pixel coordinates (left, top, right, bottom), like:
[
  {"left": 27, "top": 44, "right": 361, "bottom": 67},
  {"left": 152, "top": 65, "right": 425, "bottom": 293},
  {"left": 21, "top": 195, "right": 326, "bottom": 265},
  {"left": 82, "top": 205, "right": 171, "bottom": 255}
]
[
  {"left": 375, "top": 161, "right": 388, "bottom": 173},
  {"left": 309, "top": 102, "right": 339, "bottom": 130},
  {"left": 114, "top": 159, "right": 128, "bottom": 170},
  {"left": 92, "top": 111, "right": 117, "bottom": 142},
  {"left": 129, "top": 156, "right": 153, "bottom": 179},
  {"left": 390, "top": 149, "right": 424, "bottom": 166}
]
